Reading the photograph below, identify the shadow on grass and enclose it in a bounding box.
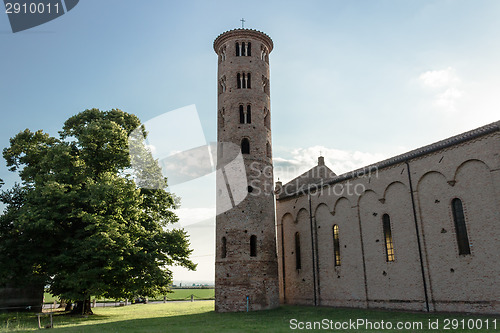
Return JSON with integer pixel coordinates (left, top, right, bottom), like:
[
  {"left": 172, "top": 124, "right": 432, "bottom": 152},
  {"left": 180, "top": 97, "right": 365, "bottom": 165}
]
[
  {"left": 50, "top": 307, "right": 288, "bottom": 333},
  {"left": 47, "top": 312, "right": 113, "bottom": 326},
  {"left": 0, "top": 311, "right": 113, "bottom": 332}
]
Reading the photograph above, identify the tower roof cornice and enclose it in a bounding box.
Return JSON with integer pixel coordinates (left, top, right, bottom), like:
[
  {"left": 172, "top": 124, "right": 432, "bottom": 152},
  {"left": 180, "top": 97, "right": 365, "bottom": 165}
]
[{"left": 214, "top": 28, "right": 273, "bottom": 53}]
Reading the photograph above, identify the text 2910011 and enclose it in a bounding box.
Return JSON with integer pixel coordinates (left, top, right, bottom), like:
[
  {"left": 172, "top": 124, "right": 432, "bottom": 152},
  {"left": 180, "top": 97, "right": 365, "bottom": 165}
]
[{"left": 5, "top": 2, "right": 61, "bottom": 14}]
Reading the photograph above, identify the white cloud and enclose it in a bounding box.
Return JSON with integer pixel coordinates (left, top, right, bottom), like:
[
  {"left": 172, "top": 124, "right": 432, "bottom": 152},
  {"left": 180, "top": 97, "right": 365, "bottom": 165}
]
[
  {"left": 419, "top": 67, "right": 460, "bottom": 88},
  {"left": 418, "top": 67, "right": 463, "bottom": 112},
  {"left": 174, "top": 207, "right": 215, "bottom": 227},
  {"left": 434, "top": 87, "right": 463, "bottom": 111}
]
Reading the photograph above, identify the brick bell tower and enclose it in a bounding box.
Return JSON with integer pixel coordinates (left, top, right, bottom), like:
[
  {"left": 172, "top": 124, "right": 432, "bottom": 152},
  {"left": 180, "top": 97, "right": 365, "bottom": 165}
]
[{"left": 213, "top": 28, "right": 279, "bottom": 312}]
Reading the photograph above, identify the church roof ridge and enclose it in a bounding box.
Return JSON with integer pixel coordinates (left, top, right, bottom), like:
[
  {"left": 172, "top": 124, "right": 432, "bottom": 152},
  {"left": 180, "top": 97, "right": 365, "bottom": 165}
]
[
  {"left": 277, "top": 120, "right": 500, "bottom": 200},
  {"left": 281, "top": 161, "right": 337, "bottom": 189}
]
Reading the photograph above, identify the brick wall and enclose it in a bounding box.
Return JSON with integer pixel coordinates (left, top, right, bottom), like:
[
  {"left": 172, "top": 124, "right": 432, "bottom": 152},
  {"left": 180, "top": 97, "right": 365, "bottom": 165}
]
[{"left": 277, "top": 131, "right": 500, "bottom": 314}]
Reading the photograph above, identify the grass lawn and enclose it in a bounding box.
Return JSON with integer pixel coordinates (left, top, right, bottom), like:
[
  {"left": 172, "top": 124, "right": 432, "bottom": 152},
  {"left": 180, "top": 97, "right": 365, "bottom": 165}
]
[
  {"left": 150, "top": 288, "right": 214, "bottom": 301},
  {"left": 1, "top": 301, "right": 498, "bottom": 332}
]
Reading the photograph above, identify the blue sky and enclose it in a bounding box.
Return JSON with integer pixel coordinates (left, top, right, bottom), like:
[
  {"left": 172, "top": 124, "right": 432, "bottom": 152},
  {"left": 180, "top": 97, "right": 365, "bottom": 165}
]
[{"left": 1, "top": 0, "right": 499, "bottom": 283}]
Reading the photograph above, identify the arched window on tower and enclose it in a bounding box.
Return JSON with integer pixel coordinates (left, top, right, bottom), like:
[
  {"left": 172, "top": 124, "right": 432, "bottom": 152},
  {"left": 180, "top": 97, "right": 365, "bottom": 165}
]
[
  {"left": 240, "top": 105, "right": 251, "bottom": 124},
  {"left": 451, "top": 198, "right": 471, "bottom": 255},
  {"left": 239, "top": 105, "right": 244, "bottom": 124},
  {"left": 241, "top": 138, "right": 250, "bottom": 154},
  {"left": 219, "top": 46, "right": 226, "bottom": 62},
  {"left": 260, "top": 45, "right": 268, "bottom": 63},
  {"left": 247, "top": 42, "right": 251, "bottom": 56},
  {"left": 264, "top": 108, "right": 270, "bottom": 130},
  {"left": 235, "top": 42, "right": 240, "bottom": 56},
  {"left": 218, "top": 76, "right": 226, "bottom": 94},
  {"left": 333, "top": 225, "right": 341, "bottom": 266},
  {"left": 237, "top": 73, "right": 251, "bottom": 89},
  {"left": 250, "top": 235, "right": 257, "bottom": 257},
  {"left": 246, "top": 105, "right": 251, "bottom": 123},
  {"left": 262, "top": 76, "right": 269, "bottom": 95},
  {"left": 382, "top": 214, "right": 395, "bottom": 262},
  {"left": 266, "top": 142, "right": 271, "bottom": 158},
  {"left": 221, "top": 237, "right": 227, "bottom": 258},
  {"left": 295, "top": 232, "right": 302, "bottom": 270},
  {"left": 219, "top": 108, "right": 225, "bottom": 128}
]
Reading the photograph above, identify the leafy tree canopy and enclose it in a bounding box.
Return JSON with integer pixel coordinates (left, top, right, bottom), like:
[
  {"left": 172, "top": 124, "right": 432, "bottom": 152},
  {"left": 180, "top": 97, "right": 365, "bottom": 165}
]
[{"left": 0, "top": 109, "right": 195, "bottom": 314}]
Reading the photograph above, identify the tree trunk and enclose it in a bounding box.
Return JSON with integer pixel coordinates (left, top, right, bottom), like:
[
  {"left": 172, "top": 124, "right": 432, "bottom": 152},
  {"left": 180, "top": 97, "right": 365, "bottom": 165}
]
[
  {"left": 58, "top": 299, "right": 67, "bottom": 308},
  {"left": 64, "top": 302, "right": 73, "bottom": 312},
  {"left": 70, "top": 295, "right": 93, "bottom": 315}
]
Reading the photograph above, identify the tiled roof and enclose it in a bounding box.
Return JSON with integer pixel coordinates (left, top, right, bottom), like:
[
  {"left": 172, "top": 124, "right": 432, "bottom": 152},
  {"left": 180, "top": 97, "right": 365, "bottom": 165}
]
[
  {"left": 277, "top": 159, "right": 336, "bottom": 198},
  {"left": 277, "top": 120, "right": 500, "bottom": 200}
]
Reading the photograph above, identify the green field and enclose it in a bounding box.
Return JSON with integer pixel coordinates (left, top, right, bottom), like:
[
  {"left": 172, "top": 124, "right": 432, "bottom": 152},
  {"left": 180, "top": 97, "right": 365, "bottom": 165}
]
[
  {"left": 151, "top": 288, "right": 214, "bottom": 301},
  {"left": 43, "top": 288, "right": 214, "bottom": 304},
  {"left": 1, "top": 301, "right": 498, "bottom": 332}
]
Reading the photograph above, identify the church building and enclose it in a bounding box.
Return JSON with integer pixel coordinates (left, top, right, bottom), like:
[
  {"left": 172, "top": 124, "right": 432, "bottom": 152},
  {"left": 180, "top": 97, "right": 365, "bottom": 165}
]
[
  {"left": 276, "top": 121, "right": 499, "bottom": 315},
  {"left": 214, "top": 28, "right": 500, "bottom": 314}
]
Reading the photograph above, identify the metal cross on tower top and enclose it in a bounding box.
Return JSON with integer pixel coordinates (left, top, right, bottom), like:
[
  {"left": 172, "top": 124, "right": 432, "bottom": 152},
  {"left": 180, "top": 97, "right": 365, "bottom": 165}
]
[{"left": 240, "top": 18, "right": 245, "bottom": 28}]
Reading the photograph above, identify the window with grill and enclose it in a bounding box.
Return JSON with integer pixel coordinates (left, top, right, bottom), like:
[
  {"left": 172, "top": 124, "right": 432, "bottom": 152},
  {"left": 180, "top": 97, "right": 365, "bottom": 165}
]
[
  {"left": 236, "top": 42, "right": 251, "bottom": 56},
  {"left": 333, "top": 224, "right": 341, "bottom": 266},
  {"left": 239, "top": 105, "right": 251, "bottom": 124},
  {"left": 382, "top": 214, "right": 395, "bottom": 262},
  {"left": 236, "top": 73, "right": 251, "bottom": 89}
]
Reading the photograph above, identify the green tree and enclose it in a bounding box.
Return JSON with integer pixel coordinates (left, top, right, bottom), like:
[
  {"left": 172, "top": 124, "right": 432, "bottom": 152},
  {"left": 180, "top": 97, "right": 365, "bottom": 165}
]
[{"left": 0, "top": 109, "right": 195, "bottom": 314}]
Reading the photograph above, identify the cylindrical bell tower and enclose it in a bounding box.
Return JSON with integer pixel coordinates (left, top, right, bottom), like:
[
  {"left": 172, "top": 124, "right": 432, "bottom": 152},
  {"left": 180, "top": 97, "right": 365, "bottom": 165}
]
[{"left": 214, "top": 28, "right": 279, "bottom": 312}]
